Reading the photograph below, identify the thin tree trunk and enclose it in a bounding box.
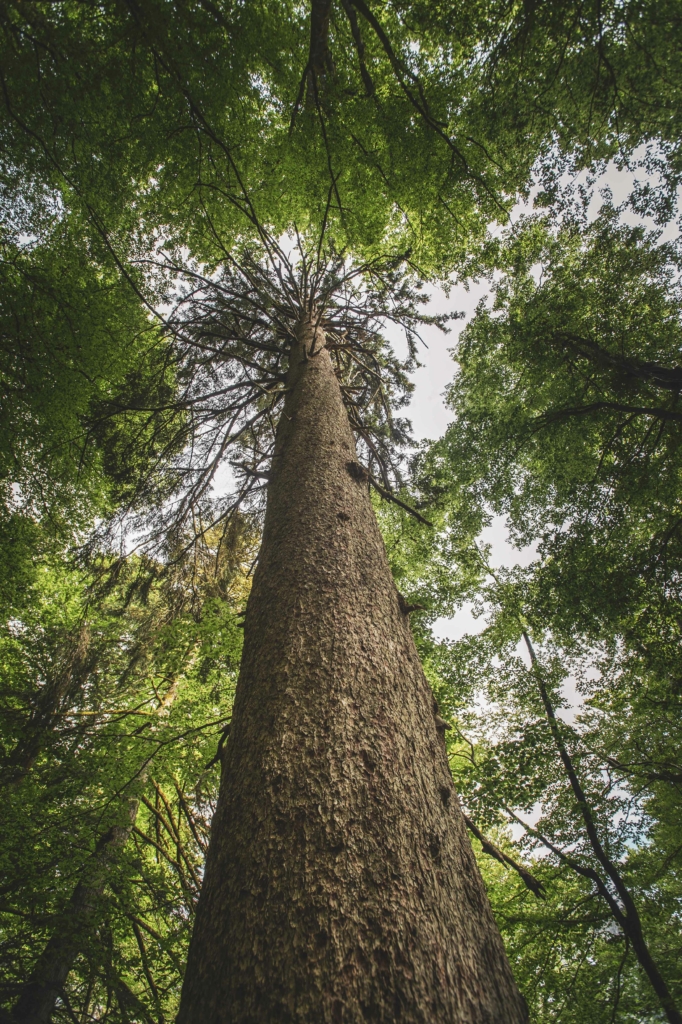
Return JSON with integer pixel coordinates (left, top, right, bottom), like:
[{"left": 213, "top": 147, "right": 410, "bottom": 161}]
[
  {"left": 522, "top": 632, "right": 682, "bottom": 1024},
  {"left": 177, "top": 319, "right": 526, "bottom": 1024},
  {"left": 10, "top": 802, "right": 138, "bottom": 1024},
  {"left": 3, "top": 625, "right": 94, "bottom": 789}
]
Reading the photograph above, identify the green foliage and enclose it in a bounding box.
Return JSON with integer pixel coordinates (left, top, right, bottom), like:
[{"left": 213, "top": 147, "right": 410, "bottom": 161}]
[
  {"left": 0, "top": 218, "right": 181, "bottom": 531},
  {"left": 445, "top": 601, "right": 682, "bottom": 1022},
  {"left": 0, "top": 0, "right": 525, "bottom": 268},
  {"left": 4, "top": 0, "right": 681, "bottom": 274},
  {"left": 476, "top": 846, "right": 659, "bottom": 1024},
  {"left": 435, "top": 205, "right": 682, "bottom": 648}
]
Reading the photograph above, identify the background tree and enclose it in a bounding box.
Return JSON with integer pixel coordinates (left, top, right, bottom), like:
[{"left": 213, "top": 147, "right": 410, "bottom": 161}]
[
  {"left": 0, "top": 523, "right": 252, "bottom": 1023},
  {"left": 394, "top": 195, "right": 682, "bottom": 1020},
  {"left": 433, "top": 202, "right": 682, "bottom": 701},
  {"left": 439, "top": 567, "right": 682, "bottom": 1023},
  {"left": 4, "top": 0, "right": 681, "bottom": 282}
]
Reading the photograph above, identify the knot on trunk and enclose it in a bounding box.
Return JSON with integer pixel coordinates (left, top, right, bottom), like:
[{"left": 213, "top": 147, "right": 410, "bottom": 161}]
[
  {"left": 397, "top": 591, "right": 427, "bottom": 616},
  {"left": 346, "top": 461, "right": 369, "bottom": 483}
]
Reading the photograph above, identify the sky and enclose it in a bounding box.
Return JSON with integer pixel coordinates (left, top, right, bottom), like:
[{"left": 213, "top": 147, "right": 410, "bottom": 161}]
[{"left": 399, "top": 278, "right": 537, "bottom": 644}]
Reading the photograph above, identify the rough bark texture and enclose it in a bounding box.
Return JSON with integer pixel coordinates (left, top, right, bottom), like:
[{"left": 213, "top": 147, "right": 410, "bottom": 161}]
[{"left": 177, "top": 319, "right": 527, "bottom": 1024}]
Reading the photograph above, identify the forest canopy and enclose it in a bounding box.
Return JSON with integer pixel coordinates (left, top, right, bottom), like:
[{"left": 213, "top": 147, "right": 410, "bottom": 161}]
[{"left": 1, "top": 1, "right": 681, "bottom": 1022}]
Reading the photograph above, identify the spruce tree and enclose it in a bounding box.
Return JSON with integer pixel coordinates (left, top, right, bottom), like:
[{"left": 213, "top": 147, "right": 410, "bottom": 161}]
[{"left": 148, "top": 240, "right": 528, "bottom": 1022}]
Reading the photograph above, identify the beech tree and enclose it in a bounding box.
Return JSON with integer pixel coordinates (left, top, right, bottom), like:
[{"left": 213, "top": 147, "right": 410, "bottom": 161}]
[
  {"left": 4, "top": 0, "right": 681, "bottom": 283},
  {"left": 402, "top": 198, "right": 682, "bottom": 1021}
]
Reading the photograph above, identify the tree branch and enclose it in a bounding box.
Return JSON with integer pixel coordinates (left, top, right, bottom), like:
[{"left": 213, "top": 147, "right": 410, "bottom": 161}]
[{"left": 463, "top": 814, "right": 545, "bottom": 898}]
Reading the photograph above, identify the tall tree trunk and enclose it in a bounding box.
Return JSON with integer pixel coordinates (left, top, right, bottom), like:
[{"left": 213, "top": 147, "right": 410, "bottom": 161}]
[
  {"left": 177, "top": 318, "right": 526, "bottom": 1024},
  {"left": 10, "top": 802, "right": 138, "bottom": 1024}
]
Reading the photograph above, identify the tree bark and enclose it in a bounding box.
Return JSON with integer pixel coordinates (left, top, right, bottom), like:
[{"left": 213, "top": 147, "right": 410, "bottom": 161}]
[{"left": 177, "top": 318, "right": 526, "bottom": 1024}]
